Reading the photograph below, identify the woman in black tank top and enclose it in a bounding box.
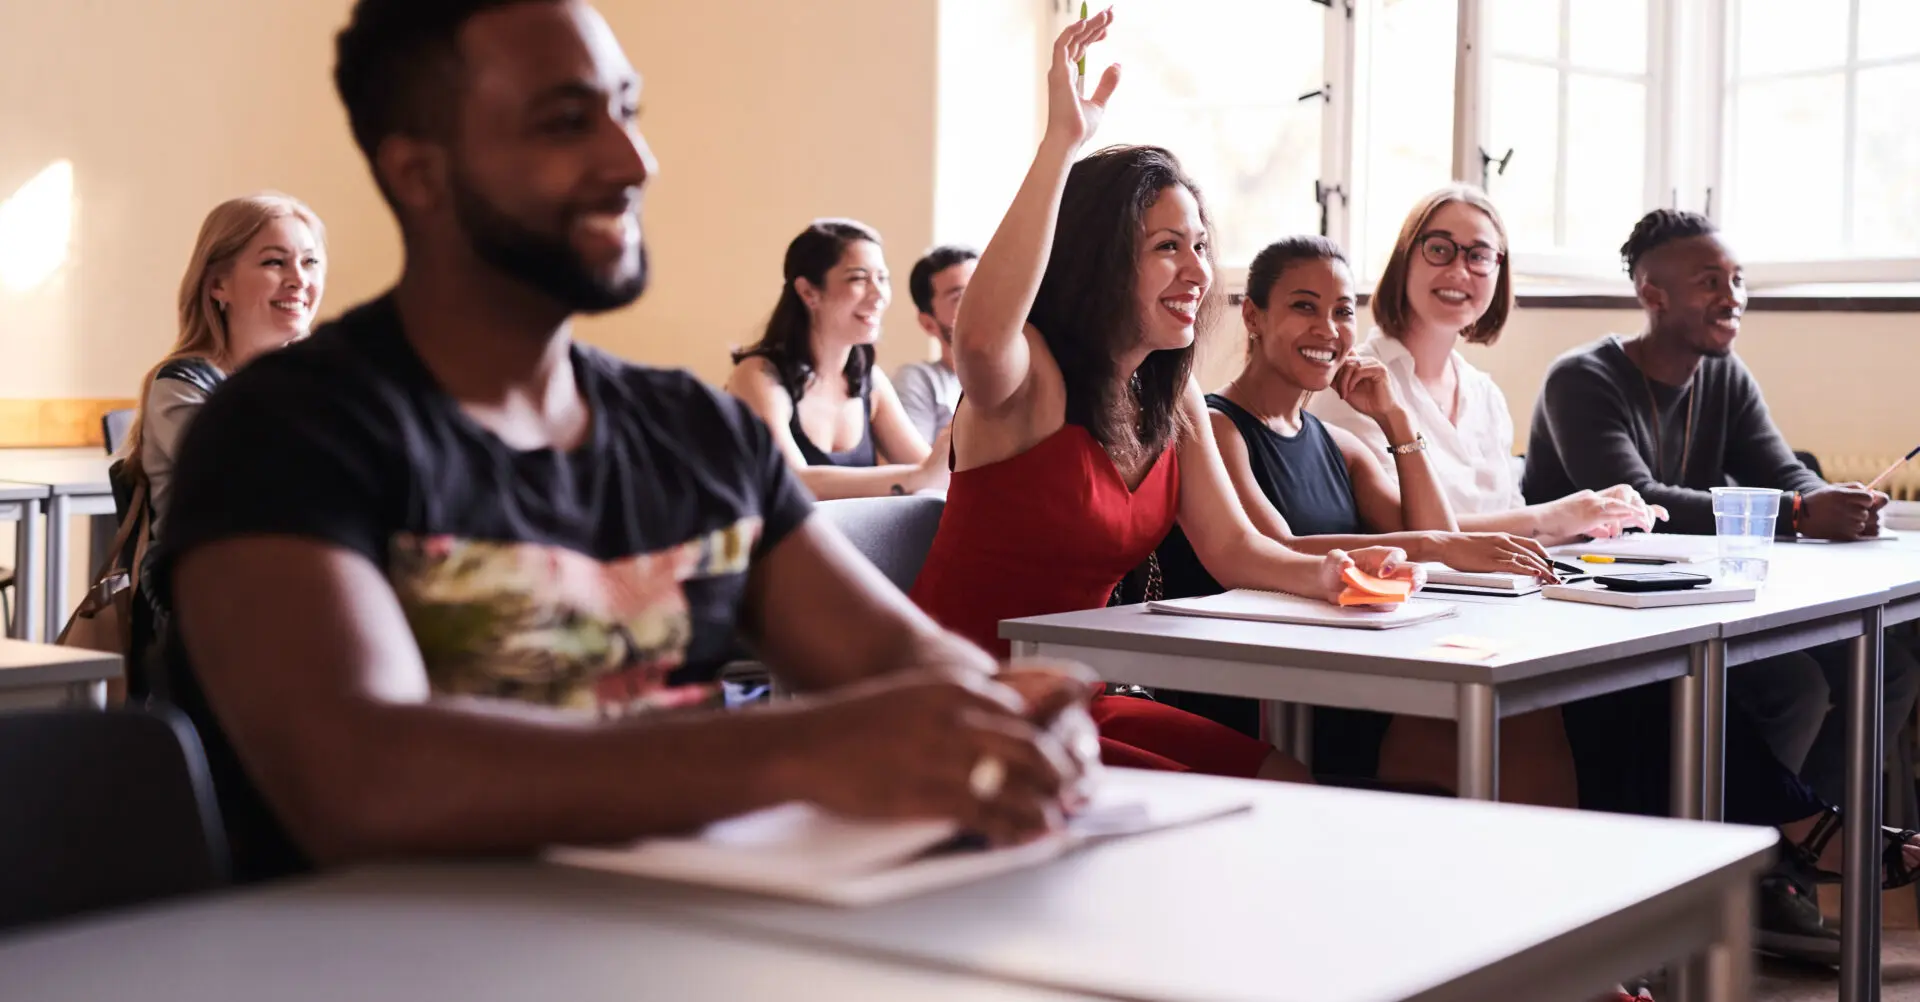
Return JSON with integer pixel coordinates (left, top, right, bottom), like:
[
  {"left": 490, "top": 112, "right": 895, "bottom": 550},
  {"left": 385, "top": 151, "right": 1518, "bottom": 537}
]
[
  {"left": 724, "top": 220, "right": 950, "bottom": 499},
  {"left": 1145, "top": 238, "right": 1573, "bottom": 806}
]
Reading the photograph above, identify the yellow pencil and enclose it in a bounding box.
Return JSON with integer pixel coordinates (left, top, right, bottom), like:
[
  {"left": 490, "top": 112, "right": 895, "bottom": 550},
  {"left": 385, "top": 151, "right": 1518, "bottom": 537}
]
[{"left": 1865, "top": 444, "right": 1920, "bottom": 492}]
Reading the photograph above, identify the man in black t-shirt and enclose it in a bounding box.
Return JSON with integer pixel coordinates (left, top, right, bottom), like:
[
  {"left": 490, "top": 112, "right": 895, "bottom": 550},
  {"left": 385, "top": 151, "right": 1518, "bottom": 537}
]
[{"left": 158, "top": 0, "right": 1091, "bottom": 883}]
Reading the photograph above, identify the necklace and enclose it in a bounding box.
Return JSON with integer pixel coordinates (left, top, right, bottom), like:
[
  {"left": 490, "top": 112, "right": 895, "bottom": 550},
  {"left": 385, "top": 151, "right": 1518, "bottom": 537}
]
[{"left": 1631, "top": 338, "right": 1697, "bottom": 481}]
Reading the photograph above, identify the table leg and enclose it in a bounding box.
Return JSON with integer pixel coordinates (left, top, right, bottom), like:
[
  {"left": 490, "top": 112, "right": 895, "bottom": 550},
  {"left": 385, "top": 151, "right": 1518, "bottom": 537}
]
[
  {"left": 1840, "top": 607, "right": 1884, "bottom": 1002},
  {"left": 1702, "top": 877, "right": 1755, "bottom": 1002},
  {"left": 1455, "top": 683, "right": 1498, "bottom": 801},
  {"left": 1011, "top": 641, "right": 1038, "bottom": 659},
  {"left": 1285, "top": 702, "right": 1312, "bottom": 770},
  {"left": 44, "top": 493, "right": 69, "bottom": 643},
  {"left": 1671, "top": 649, "right": 1704, "bottom": 821},
  {"left": 1701, "top": 639, "right": 1727, "bottom": 823},
  {"left": 64, "top": 680, "right": 106, "bottom": 708},
  {"left": 11, "top": 498, "right": 41, "bottom": 641}
]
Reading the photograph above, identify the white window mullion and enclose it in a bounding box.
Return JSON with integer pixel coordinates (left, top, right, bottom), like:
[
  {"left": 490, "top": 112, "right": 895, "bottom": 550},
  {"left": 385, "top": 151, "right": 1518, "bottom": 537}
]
[
  {"left": 1452, "top": 0, "right": 1488, "bottom": 184},
  {"left": 1552, "top": 0, "right": 1572, "bottom": 246},
  {"left": 1840, "top": 0, "right": 1860, "bottom": 246},
  {"left": 1321, "top": 0, "right": 1358, "bottom": 249}
]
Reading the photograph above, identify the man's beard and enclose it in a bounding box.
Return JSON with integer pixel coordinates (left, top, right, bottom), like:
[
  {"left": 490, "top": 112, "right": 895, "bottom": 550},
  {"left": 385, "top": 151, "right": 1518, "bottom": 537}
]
[{"left": 450, "top": 176, "right": 647, "bottom": 314}]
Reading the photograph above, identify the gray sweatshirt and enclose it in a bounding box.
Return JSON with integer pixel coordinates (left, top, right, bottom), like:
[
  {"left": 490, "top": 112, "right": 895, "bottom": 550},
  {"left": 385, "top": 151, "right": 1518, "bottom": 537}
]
[{"left": 1522, "top": 336, "right": 1823, "bottom": 535}]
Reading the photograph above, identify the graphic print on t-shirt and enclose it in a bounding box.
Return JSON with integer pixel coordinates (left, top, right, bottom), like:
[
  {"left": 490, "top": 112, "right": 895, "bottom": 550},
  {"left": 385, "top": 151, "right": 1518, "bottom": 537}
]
[{"left": 387, "top": 517, "right": 762, "bottom": 716}]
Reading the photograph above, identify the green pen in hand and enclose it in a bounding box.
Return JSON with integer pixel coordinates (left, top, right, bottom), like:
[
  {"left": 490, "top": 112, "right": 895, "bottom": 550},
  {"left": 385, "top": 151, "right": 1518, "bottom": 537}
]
[{"left": 1076, "top": 2, "right": 1088, "bottom": 95}]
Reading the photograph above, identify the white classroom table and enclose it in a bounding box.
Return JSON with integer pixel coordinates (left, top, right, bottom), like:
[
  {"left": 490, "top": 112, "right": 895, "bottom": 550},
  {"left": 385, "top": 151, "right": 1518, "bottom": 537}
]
[
  {"left": 0, "top": 771, "right": 1777, "bottom": 1002},
  {"left": 0, "top": 449, "right": 115, "bottom": 643},
  {"left": 642, "top": 769, "right": 1776, "bottom": 1002},
  {"left": 1002, "top": 539, "right": 1920, "bottom": 1002},
  {"left": 0, "top": 638, "right": 120, "bottom": 710},
  {"left": 0, "top": 869, "right": 1101, "bottom": 1002}
]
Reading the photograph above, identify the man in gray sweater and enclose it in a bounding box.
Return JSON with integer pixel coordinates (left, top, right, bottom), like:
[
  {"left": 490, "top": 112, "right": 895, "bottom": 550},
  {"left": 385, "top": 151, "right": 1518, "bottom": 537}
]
[{"left": 1525, "top": 208, "right": 1916, "bottom": 824}]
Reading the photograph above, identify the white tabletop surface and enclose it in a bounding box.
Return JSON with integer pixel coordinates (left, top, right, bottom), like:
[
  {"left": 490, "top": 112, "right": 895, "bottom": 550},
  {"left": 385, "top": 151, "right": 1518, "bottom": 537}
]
[
  {"left": 1005, "top": 536, "right": 1920, "bottom": 683},
  {"left": 0, "top": 867, "right": 1100, "bottom": 1002},
  {"left": 0, "top": 449, "right": 112, "bottom": 495},
  {"left": 0, "top": 480, "right": 50, "bottom": 504},
  {"left": 641, "top": 770, "right": 1776, "bottom": 1002},
  {"left": 0, "top": 639, "right": 120, "bottom": 688}
]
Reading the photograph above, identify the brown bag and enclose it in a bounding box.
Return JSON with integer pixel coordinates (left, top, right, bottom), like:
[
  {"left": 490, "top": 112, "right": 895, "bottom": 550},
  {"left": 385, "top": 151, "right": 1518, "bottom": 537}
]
[{"left": 56, "top": 476, "right": 151, "bottom": 661}]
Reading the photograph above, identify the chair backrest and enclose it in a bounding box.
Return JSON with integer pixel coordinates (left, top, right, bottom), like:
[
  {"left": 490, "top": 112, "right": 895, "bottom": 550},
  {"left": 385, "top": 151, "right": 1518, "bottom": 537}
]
[
  {"left": 0, "top": 707, "right": 228, "bottom": 932},
  {"left": 101, "top": 408, "right": 134, "bottom": 457},
  {"left": 1794, "top": 450, "right": 1825, "bottom": 480},
  {"left": 814, "top": 495, "right": 946, "bottom": 592}
]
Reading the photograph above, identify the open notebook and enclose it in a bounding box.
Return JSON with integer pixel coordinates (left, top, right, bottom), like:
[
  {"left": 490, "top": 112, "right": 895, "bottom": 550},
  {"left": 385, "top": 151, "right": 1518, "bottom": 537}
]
[
  {"left": 1147, "top": 589, "right": 1457, "bottom": 630},
  {"left": 1552, "top": 533, "right": 1720, "bottom": 564},
  {"left": 547, "top": 770, "right": 1251, "bottom": 907}
]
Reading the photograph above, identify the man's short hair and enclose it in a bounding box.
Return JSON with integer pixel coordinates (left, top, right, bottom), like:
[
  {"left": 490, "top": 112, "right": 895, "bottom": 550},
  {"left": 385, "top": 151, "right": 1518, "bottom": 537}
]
[
  {"left": 907, "top": 245, "right": 980, "bottom": 316},
  {"left": 333, "top": 0, "right": 540, "bottom": 169},
  {"left": 1620, "top": 209, "right": 1716, "bottom": 280}
]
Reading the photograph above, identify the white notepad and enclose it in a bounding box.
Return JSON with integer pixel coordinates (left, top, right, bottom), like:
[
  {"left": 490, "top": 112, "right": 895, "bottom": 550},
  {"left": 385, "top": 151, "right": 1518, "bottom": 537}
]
[
  {"left": 547, "top": 771, "right": 1250, "bottom": 907},
  {"left": 1552, "top": 533, "right": 1720, "bottom": 564},
  {"left": 1418, "top": 564, "right": 1542, "bottom": 597},
  {"left": 1146, "top": 589, "right": 1457, "bottom": 630},
  {"left": 1884, "top": 501, "right": 1920, "bottom": 532},
  {"left": 1541, "top": 580, "right": 1759, "bottom": 609}
]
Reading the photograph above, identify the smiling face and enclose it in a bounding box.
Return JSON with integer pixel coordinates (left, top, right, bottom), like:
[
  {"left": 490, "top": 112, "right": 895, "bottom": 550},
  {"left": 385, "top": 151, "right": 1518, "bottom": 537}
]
[
  {"left": 208, "top": 214, "right": 326, "bottom": 360},
  {"left": 1642, "top": 233, "right": 1747, "bottom": 358},
  {"left": 1402, "top": 201, "right": 1503, "bottom": 337},
  {"left": 434, "top": 0, "right": 655, "bottom": 313},
  {"left": 1244, "top": 256, "right": 1358, "bottom": 392},
  {"left": 801, "top": 239, "right": 891, "bottom": 351},
  {"left": 1133, "top": 184, "right": 1213, "bottom": 352}
]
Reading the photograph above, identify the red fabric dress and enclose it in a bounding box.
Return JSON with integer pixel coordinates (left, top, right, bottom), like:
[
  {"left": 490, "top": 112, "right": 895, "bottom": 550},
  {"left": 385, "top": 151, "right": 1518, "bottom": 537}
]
[{"left": 910, "top": 424, "right": 1273, "bottom": 777}]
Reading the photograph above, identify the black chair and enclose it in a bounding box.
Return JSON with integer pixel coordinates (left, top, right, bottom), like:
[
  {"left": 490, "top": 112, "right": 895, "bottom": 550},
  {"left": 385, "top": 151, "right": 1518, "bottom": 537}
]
[
  {"left": 1794, "top": 450, "right": 1825, "bottom": 480},
  {"left": 0, "top": 707, "right": 228, "bottom": 932},
  {"left": 101, "top": 408, "right": 134, "bottom": 457}
]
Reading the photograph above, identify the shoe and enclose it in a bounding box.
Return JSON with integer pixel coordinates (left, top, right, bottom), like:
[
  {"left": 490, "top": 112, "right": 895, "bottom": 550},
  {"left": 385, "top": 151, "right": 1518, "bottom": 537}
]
[{"left": 1755, "top": 872, "right": 1840, "bottom": 966}]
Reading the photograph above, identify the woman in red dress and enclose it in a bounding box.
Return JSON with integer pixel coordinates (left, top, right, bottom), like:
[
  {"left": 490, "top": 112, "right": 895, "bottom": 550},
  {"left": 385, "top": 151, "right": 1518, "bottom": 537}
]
[{"left": 910, "top": 10, "right": 1420, "bottom": 781}]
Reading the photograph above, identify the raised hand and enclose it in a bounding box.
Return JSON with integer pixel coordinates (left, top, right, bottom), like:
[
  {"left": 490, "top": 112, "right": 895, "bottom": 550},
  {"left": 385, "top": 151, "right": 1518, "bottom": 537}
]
[{"left": 1045, "top": 8, "right": 1121, "bottom": 150}]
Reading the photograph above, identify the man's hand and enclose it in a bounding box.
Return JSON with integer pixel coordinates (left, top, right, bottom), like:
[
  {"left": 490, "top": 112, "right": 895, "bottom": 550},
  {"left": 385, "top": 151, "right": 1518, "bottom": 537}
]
[
  {"left": 1797, "top": 483, "right": 1889, "bottom": 541},
  {"left": 780, "top": 670, "right": 1081, "bottom": 845}
]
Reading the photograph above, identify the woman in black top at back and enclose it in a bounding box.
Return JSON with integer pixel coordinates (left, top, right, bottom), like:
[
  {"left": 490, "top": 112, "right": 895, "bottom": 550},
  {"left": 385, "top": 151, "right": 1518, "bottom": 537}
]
[
  {"left": 726, "top": 219, "right": 952, "bottom": 499},
  {"left": 1146, "top": 236, "right": 1574, "bottom": 805}
]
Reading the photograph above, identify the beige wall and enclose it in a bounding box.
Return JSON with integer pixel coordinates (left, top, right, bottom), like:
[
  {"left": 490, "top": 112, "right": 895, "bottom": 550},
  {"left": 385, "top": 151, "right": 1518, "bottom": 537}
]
[{"left": 1, "top": 0, "right": 1914, "bottom": 461}]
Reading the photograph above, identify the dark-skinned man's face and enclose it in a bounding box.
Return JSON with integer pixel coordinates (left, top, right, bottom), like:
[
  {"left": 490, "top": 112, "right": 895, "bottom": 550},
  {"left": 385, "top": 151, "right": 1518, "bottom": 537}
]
[
  {"left": 444, "top": 1, "right": 653, "bottom": 313},
  {"left": 1642, "top": 233, "right": 1747, "bottom": 359}
]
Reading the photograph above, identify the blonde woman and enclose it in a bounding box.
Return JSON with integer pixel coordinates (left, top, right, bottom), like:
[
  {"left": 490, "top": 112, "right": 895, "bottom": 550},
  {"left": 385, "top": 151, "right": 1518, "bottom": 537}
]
[{"left": 124, "top": 193, "right": 326, "bottom": 530}]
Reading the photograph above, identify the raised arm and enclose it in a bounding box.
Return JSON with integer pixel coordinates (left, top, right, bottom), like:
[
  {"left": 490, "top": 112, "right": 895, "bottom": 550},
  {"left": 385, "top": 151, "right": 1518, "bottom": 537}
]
[
  {"left": 950, "top": 11, "right": 1119, "bottom": 414},
  {"left": 725, "top": 359, "right": 946, "bottom": 499}
]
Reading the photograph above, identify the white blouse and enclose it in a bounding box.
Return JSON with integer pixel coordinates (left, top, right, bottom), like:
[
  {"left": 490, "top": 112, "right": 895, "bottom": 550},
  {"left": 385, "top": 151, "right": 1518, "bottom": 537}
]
[{"left": 1307, "top": 331, "right": 1523, "bottom": 516}]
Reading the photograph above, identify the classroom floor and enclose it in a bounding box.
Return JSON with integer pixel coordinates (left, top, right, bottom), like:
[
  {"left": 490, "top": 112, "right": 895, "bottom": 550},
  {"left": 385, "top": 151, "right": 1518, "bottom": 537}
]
[{"left": 1756, "top": 932, "right": 1920, "bottom": 1000}]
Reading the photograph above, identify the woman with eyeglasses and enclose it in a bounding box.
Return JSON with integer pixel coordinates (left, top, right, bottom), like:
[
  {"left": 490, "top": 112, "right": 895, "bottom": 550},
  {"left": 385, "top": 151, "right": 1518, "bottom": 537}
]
[{"left": 1310, "top": 186, "right": 1662, "bottom": 544}]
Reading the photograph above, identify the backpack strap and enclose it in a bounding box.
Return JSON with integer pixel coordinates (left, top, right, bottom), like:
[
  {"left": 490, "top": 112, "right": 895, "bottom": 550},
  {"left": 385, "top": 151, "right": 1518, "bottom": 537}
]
[{"left": 153, "top": 357, "right": 224, "bottom": 397}]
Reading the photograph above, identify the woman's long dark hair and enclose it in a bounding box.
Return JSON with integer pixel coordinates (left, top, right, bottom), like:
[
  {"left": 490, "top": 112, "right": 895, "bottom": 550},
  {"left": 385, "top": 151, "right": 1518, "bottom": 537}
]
[
  {"left": 732, "top": 218, "right": 881, "bottom": 403},
  {"left": 1028, "top": 146, "right": 1217, "bottom": 460}
]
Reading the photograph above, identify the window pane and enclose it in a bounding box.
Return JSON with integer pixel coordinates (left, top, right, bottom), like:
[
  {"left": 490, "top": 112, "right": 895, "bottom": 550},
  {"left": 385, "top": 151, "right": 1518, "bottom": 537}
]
[
  {"left": 1568, "top": 0, "right": 1646, "bottom": 74},
  {"left": 1726, "top": 74, "right": 1846, "bottom": 256},
  {"left": 1735, "top": 0, "right": 1849, "bottom": 76},
  {"left": 1564, "top": 74, "right": 1646, "bottom": 254},
  {"left": 1485, "top": 60, "right": 1559, "bottom": 251},
  {"left": 1487, "top": 0, "right": 1557, "bottom": 61},
  {"left": 1095, "top": 0, "right": 1324, "bottom": 266},
  {"left": 1853, "top": 63, "right": 1920, "bottom": 255},
  {"left": 1858, "top": 0, "right": 1920, "bottom": 61},
  {"left": 1353, "top": 0, "right": 1457, "bottom": 280}
]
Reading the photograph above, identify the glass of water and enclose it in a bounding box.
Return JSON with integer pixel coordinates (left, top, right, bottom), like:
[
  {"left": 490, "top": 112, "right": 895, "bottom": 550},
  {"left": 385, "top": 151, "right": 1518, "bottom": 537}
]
[{"left": 1711, "top": 487, "right": 1783, "bottom": 584}]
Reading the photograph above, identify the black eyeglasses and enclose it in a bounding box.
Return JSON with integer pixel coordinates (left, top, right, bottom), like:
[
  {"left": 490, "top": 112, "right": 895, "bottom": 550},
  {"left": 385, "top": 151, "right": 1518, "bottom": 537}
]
[{"left": 1416, "top": 232, "right": 1505, "bottom": 277}]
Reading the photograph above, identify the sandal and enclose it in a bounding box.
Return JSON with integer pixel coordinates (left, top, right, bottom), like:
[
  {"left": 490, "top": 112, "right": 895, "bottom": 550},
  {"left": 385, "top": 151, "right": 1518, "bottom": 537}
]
[{"left": 1784, "top": 805, "right": 1920, "bottom": 891}]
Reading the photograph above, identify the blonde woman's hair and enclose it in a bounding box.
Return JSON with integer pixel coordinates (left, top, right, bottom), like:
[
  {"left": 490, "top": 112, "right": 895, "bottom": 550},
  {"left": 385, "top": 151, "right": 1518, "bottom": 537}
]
[
  {"left": 121, "top": 193, "right": 326, "bottom": 477},
  {"left": 1371, "top": 184, "right": 1514, "bottom": 346}
]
